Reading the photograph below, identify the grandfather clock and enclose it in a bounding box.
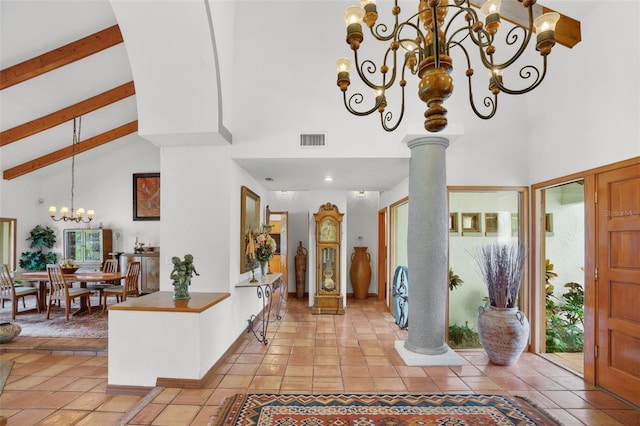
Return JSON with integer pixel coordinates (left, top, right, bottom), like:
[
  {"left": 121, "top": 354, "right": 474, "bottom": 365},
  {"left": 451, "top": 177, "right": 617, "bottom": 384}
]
[{"left": 312, "top": 202, "right": 345, "bottom": 315}]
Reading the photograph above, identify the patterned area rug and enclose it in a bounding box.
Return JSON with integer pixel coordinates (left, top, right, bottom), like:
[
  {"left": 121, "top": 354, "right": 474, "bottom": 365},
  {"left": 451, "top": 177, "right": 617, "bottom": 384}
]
[
  {"left": 210, "top": 393, "right": 561, "bottom": 426},
  {"left": 0, "top": 297, "right": 107, "bottom": 338}
]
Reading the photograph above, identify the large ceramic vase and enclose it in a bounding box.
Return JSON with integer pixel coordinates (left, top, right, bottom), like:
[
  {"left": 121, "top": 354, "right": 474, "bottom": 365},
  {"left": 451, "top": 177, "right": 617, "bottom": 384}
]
[
  {"left": 294, "top": 241, "right": 308, "bottom": 298},
  {"left": 478, "top": 305, "right": 530, "bottom": 366},
  {"left": 350, "top": 246, "right": 371, "bottom": 300}
]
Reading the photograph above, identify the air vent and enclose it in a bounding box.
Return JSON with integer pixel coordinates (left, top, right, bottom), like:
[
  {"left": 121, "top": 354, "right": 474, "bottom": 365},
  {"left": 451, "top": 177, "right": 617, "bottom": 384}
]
[{"left": 300, "top": 133, "right": 325, "bottom": 147}]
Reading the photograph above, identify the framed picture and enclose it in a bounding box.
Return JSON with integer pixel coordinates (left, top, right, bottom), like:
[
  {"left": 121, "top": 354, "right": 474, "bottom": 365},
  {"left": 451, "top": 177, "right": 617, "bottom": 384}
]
[
  {"left": 133, "top": 173, "right": 160, "bottom": 221},
  {"left": 461, "top": 212, "right": 481, "bottom": 233},
  {"left": 449, "top": 212, "right": 459, "bottom": 233},
  {"left": 545, "top": 213, "right": 554, "bottom": 233},
  {"left": 485, "top": 212, "right": 498, "bottom": 234}
]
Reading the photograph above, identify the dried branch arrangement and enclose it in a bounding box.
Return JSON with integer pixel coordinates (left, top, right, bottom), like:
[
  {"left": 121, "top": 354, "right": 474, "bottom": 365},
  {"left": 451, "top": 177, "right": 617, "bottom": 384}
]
[{"left": 477, "top": 241, "right": 526, "bottom": 308}]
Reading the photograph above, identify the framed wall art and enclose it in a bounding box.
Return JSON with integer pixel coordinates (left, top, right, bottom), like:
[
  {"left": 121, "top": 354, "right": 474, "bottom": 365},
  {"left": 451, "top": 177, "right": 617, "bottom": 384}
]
[
  {"left": 485, "top": 212, "right": 498, "bottom": 234},
  {"left": 461, "top": 212, "right": 481, "bottom": 234},
  {"left": 133, "top": 173, "right": 160, "bottom": 221},
  {"left": 449, "top": 212, "right": 459, "bottom": 234}
]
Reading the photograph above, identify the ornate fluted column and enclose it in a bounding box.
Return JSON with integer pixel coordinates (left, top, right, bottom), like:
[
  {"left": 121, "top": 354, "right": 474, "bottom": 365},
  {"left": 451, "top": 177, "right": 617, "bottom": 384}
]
[{"left": 395, "top": 136, "right": 462, "bottom": 365}]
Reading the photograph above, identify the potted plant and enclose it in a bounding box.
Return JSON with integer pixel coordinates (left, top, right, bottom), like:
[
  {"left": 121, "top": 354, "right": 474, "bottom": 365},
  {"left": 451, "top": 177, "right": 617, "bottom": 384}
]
[
  {"left": 476, "top": 241, "right": 529, "bottom": 366},
  {"left": 18, "top": 225, "right": 58, "bottom": 271}
]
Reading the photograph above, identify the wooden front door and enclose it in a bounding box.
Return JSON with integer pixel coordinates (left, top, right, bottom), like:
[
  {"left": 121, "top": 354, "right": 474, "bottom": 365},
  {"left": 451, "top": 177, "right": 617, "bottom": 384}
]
[{"left": 596, "top": 164, "right": 640, "bottom": 406}]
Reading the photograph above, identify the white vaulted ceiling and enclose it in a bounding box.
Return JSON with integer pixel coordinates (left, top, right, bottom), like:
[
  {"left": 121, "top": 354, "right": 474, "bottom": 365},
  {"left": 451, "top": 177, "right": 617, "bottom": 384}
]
[{"left": 1, "top": 1, "right": 596, "bottom": 191}]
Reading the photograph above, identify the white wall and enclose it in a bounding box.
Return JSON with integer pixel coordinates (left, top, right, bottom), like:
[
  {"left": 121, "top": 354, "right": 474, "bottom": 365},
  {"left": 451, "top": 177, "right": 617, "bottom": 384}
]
[
  {"left": 346, "top": 191, "right": 379, "bottom": 297},
  {"left": 526, "top": 1, "right": 640, "bottom": 183}
]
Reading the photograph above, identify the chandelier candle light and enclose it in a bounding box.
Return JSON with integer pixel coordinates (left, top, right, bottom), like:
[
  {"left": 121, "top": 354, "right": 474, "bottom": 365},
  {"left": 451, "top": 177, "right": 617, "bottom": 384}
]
[
  {"left": 49, "top": 116, "right": 94, "bottom": 223},
  {"left": 336, "top": 0, "right": 561, "bottom": 133}
]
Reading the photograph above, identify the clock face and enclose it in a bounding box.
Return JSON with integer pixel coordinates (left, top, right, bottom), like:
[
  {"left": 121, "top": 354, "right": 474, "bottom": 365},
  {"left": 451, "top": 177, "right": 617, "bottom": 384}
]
[{"left": 320, "top": 219, "right": 337, "bottom": 242}]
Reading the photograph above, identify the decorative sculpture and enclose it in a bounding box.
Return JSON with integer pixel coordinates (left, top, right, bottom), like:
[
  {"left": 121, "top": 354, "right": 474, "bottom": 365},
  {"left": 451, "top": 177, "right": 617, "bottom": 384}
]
[{"left": 170, "top": 254, "right": 199, "bottom": 300}]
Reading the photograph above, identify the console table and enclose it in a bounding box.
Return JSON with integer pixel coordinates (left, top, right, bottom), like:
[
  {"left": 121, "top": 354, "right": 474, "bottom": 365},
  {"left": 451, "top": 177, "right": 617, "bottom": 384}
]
[{"left": 236, "top": 272, "right": 284, "bottom": 345}]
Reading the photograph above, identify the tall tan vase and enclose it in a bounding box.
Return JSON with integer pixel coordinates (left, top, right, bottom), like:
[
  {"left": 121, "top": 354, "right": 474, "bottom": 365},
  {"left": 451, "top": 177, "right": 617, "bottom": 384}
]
[{"left": 350, "top": 246, "right": 371, "bottom": 299}]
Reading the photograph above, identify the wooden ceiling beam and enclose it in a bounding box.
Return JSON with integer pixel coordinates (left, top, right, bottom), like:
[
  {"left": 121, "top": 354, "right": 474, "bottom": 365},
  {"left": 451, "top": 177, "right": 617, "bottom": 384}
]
[
  {"left": 0, "top": 25, "right": 123, "bottom": 90},
  {"left": 469, "top": 1, "right": 581, "bottom": 48},
  {"left": 3, "top": 121, "right": 138, "bottom": 180},
  {"left": 0, "top": 81, "right": 135, "bottom": 147}
]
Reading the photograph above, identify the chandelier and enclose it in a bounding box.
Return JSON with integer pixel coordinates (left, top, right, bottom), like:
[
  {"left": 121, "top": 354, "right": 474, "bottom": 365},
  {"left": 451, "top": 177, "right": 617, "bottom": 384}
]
[
  {"left": 336, "top": 0, "right": 561, "bottom": 133},
  {"left": 49, "top": 116, "right": 94, "bottom": 223}
]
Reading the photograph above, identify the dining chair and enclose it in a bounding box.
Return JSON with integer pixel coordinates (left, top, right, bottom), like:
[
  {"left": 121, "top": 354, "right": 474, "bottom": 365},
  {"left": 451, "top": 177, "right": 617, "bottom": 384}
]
[
  {"left": 103, "top": 261, "right": 141, "bottom": 311},
  {"left": 0, "top": 263, "right": 40, "bottom": 319},
  {"left": 46, "top": 264, "right": 92, "bottom": 320},
  {"left": 94, "top": 258, "right": 120, "bottom": 305},
  {"left": 102, "top": 258, "right": 119, "bottom": 274}
]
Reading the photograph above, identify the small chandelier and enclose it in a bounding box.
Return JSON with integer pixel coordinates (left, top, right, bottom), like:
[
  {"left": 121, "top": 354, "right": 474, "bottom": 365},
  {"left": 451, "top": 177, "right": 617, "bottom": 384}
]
[
  {"left": 49, "top": 116, "right": 94, "bottom": 223},
  {"left": 336, "top": 0, "right": 561, "bottom": 133}
]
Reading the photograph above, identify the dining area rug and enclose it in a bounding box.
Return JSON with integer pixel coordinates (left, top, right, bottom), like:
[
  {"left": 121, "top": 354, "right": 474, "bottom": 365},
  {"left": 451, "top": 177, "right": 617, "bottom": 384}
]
[
  {"left": 210, "top": 393, "right": 561, "bottom": 425},
  {"left": 0, "top": 298, "right": 108, "bottom": 339}
]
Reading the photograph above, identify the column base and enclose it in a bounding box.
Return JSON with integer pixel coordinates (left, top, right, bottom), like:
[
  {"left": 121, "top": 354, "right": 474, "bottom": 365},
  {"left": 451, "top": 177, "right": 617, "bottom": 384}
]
[{"left": 395, "top": 340, "right": 463, "bottom": 366}]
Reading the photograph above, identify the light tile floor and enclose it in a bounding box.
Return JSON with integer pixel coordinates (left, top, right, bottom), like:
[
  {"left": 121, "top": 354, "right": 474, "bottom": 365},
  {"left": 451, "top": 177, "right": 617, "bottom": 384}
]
[{"left": 1, "top": 297, "right": 639, "bottom": 425}]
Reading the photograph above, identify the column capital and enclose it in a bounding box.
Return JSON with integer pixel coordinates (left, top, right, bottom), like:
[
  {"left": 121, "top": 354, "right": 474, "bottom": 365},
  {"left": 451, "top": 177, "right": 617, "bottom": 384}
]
[{"left": 405, "top": 136, "right": 449, "bottom": 150}]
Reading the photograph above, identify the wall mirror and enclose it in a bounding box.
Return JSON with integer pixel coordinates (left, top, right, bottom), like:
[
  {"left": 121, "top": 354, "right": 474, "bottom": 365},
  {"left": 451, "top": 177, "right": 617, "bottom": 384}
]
[{"left": 240, "top": 186, "right": 260, "bottom": 273}]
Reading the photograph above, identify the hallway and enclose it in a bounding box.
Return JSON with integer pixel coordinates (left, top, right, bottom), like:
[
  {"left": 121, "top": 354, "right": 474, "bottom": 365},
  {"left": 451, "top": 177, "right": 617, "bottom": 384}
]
[{"left": 1, "top": 297, "right": 638, "bottom": 425}]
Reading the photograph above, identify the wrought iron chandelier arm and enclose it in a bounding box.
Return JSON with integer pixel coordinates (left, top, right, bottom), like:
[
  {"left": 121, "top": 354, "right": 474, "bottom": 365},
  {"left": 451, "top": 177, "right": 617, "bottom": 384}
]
[
  {"left": 443, "top": 5, "right": 480, "bottom": 47},
  {"left": 474, "top": 5, "right": 536, "bottom": 73},
  {"left": 342, "top": 91, "right": 385, "bottom": 117},
  {"left": 468, "top": 86, "right": 498, "bottom": 120},
  {"left": 351, "top": 49, "right": 397, "bottom": 93},
  {"left": 449, "top": 39, "right": 497, "bottom": 120},
  {"left": 380, "top": 101, "right": 405, "bottom": 132},
  {"left": 379, "top": 63, "right": 410, "bottom": 132},
  {"left": 369, "top": 9, "right": 401, "bottom": 42},
  {"left": 493, "top": 59, "right": 547, "bottom": 95},
  {"left": 486, "top": 25, "right": 534, "bottom": 71}
]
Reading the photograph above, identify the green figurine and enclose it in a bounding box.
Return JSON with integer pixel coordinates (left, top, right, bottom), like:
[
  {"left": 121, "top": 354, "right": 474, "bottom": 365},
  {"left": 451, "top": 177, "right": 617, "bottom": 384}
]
[{"left": 170, "top": 254, "right": 199, "bottom": 300}]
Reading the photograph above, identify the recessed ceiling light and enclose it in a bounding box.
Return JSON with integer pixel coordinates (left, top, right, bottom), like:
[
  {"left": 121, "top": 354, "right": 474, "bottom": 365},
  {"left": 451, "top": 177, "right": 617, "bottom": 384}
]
[{"left": 324, "top": 176, "right": 333, "bottom": 182}]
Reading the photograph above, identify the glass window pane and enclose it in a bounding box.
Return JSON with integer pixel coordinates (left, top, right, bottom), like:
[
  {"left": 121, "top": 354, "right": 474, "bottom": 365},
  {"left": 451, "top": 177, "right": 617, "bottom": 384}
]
[
  {"left": 84, "top": 230, "right": 103, "bottom": 262},
  {"left": 448, "top": 190, "right": 522, "bottom": 349}
]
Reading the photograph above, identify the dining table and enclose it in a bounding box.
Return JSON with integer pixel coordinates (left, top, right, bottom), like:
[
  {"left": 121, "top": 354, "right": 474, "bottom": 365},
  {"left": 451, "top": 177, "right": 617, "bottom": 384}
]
[{"left": 12, "top": 270, "right": 127, "bottom": 315}]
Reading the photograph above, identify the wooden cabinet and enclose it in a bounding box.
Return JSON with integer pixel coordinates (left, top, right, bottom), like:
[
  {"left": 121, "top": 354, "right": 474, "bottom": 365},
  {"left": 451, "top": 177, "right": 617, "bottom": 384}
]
[
  {"left": 63, "top": 228, "right": 112, "bottom": 265},
  {"left": 122, "top": 252, "right": 160, "bottom": 294}
]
